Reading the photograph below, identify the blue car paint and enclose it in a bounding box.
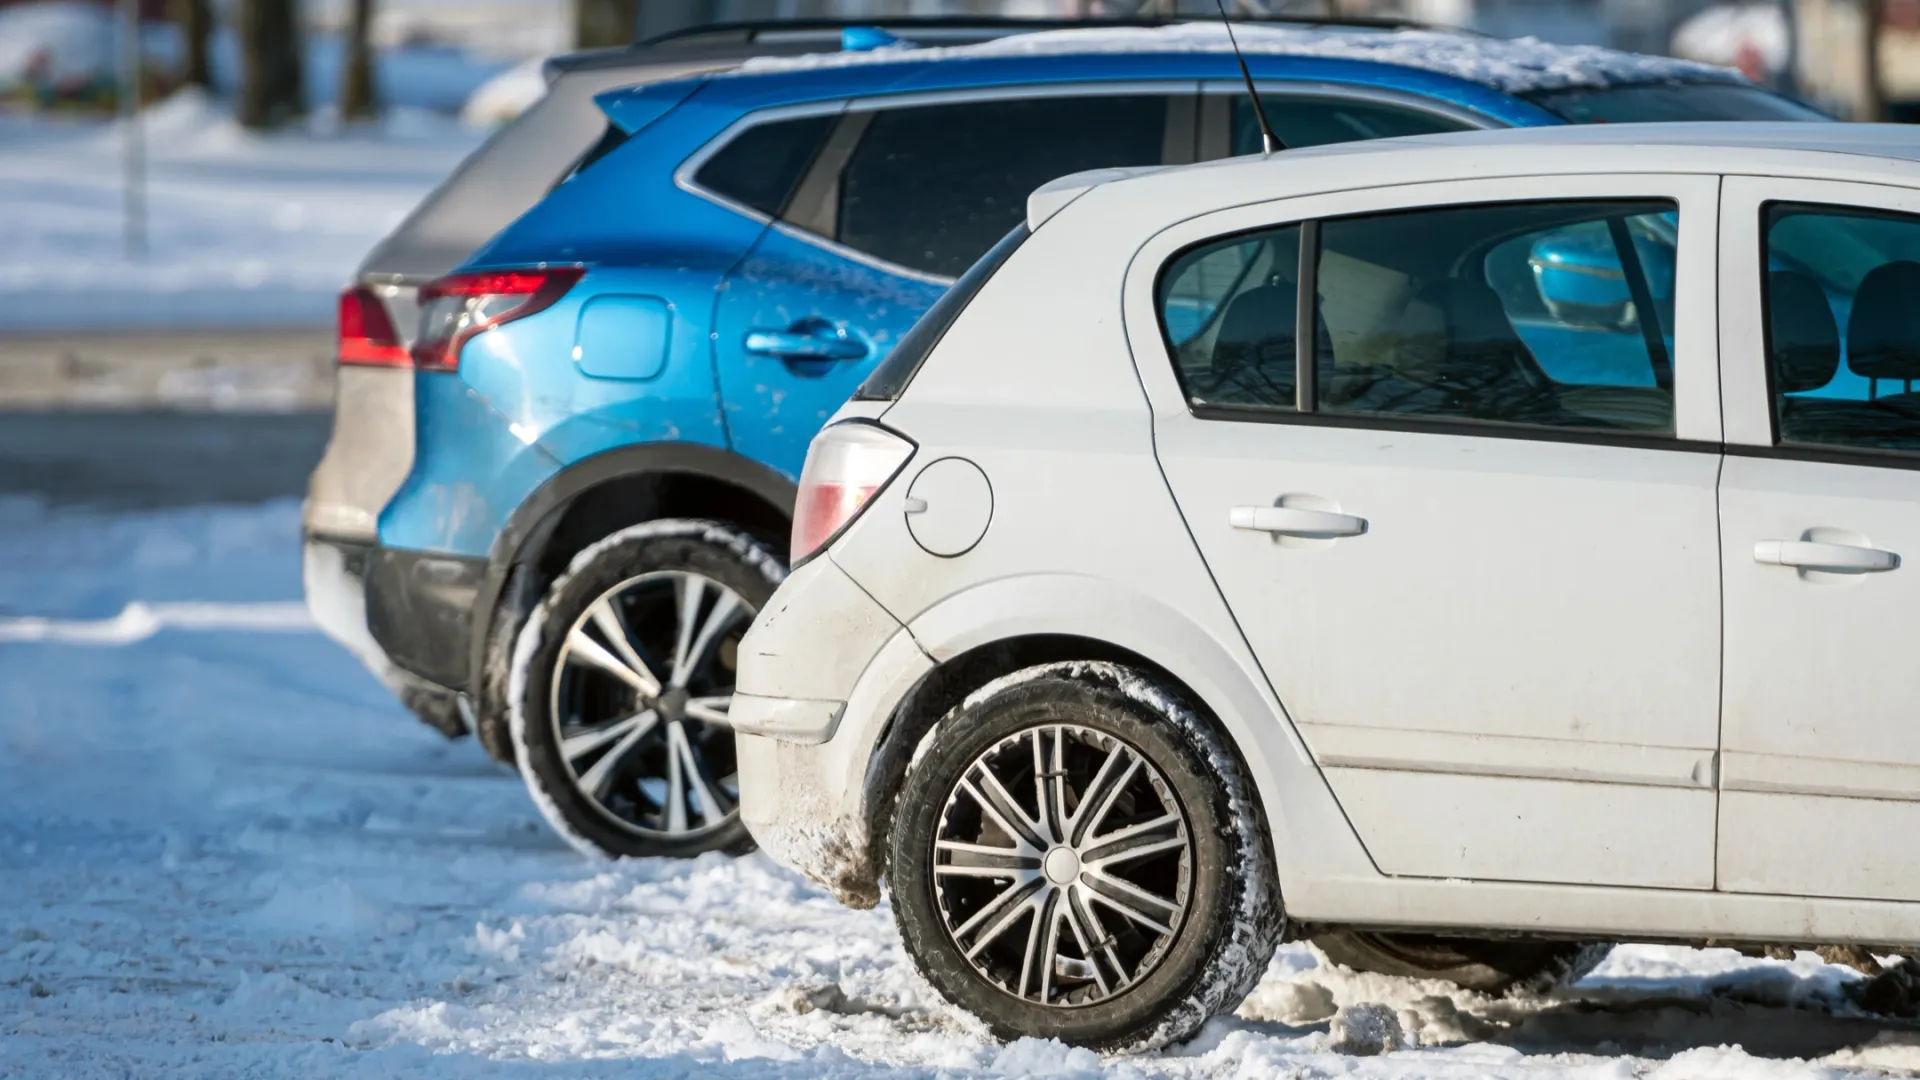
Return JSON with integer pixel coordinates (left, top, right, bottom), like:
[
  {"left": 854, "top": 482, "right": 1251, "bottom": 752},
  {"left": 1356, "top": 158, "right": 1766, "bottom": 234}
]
[{"left": 372, "top": 47, "right": 1668, "bottom": 558}]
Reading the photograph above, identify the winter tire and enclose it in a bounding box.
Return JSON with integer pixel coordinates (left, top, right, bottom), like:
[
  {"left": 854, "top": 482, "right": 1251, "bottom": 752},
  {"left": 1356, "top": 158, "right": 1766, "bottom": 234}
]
[
  {"left": 889, "top": 661, "right": 1282, "bottom": 1051},
  {"left": 1312, "top": 931, "right": 1606, "bottom": 994},
  {"left": 509, "top": 520, "right": 784, "bottom": 859}
]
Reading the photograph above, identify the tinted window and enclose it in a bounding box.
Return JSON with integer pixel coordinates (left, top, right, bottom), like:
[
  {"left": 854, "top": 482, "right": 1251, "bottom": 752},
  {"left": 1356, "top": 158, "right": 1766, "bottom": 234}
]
[
  {"left": 1526, "top": 83, "right": 1826, "bottom": 123},
  {"left": 1316, "top": 200, "right": 1678, "bottom": 433},
  {"left": 1158, "top": 225, "right": 1303, "bottom": 409},
  {"left": 1764, "top": 203, "right": 1920, "bottom": 454},
  {"left": 695, "top": 114, "right": 835, "bottom": 217},
  {"left": 1231, "top": 95, "right": 1472, "bottom": 155},
  {"left": 566, "top": 123, "right": 631, "bottom": 182},
  {"left": 855, "top": 225, "right": 1029, "bottom": 402},
  {"left": 838, "top": 95, "right": 1168, "bottom": 278}
]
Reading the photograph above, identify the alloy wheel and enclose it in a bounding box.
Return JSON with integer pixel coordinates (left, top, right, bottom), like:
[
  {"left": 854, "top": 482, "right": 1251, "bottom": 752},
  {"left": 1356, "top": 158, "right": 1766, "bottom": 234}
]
[
  {"left": 932, "top": 723, "right": 1193, "bottom": 1007},
  {"left": 549, "top": 570, "right": 748, "bottom": 841}
]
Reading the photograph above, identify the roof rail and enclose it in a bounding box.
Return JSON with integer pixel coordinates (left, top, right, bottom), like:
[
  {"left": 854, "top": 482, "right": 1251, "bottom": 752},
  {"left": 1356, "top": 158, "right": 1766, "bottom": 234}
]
[{"left": 634, "top": 13, "right": 1442, "bottom": 49}]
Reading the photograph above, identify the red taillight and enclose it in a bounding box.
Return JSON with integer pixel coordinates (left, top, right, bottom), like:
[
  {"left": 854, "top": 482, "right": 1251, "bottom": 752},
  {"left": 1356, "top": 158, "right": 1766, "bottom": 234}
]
[
  {"left": 336, "top": 286, "right": 409, "bottom": 367},
  {"left": 410, "top": 266, "right": 584, "bottom": 373},
  {"left": 791, "top": 422, "right": 915, "bottom": 565}
]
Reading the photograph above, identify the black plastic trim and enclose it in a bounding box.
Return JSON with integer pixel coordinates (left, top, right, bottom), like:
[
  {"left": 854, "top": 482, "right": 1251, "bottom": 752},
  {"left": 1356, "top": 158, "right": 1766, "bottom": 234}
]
[
  {"left": 465, "top": 442, "right": 799, "bottom": 694},
  {"left": 636, "top": 14, "right": 1446, "bottom": 48},
  {"left": 1725, "top": 440, "right": 1920, "bottom": 472},
  {"left": 1189, "top": 402, "right": 1715, "bottom": 454},
  {"left": 366, "top": 547, "right": 487, "bottom": 690}
]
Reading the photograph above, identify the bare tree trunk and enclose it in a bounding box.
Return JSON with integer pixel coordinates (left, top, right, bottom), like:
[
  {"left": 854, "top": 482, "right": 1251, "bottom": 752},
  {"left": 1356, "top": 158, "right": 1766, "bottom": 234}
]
[
  {"left": 575, "top": 0, "right": 638, "bottom": 48},
  {"left": 172, "top": 0, "right": 214, "bottom": 90},
  {"left": 1861, "top": 0, "right": 1886, "bottom": 121},
  {"left": 339, "top": 0, "right": 377, "bottom": 121},
  {"left": 237, "top": 0, "right": 306, "bottom": 129}
]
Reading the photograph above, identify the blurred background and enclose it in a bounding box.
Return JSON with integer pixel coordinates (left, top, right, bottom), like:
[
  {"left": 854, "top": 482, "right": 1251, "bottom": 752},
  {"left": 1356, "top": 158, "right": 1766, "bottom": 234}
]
[{"left": 0, "top": 0, "right": 1896, "bottom": 500}]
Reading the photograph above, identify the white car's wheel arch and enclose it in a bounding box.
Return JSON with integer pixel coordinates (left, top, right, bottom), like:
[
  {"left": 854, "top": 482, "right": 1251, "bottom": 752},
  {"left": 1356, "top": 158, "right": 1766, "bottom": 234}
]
[{"left": 844, "top": 571, "right": 1382, "bottom": 902}]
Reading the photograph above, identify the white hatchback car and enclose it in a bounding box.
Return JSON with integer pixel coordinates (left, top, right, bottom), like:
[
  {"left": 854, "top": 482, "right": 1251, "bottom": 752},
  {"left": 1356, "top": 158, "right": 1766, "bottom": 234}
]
[{"left": 731, "top": 123, "right": 1920, "bottom": 1049}]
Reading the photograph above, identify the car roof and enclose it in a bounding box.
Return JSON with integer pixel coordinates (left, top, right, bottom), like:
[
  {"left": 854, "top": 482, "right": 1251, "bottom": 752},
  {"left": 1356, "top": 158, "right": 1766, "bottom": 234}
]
[
  {"left": 705, "top": 22, "right": 1742, "bottom": 98},
  {"left": 357, "top": 18, "right": 1484, "bottom": 280},
  {"left": 1037, "top": 122, "right": 1920, "bottom": 231}
]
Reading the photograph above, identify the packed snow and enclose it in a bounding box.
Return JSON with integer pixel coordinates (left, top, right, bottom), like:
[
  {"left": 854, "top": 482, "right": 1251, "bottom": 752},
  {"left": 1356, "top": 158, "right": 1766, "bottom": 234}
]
[
  {"left": 0, "top": 90, "right": 485, "bottom": 333},
  {"left": 8, "top": 493, "right": 1920, "bottom": 1075},
  {"left": 733, "top": 21, "right": 1745, "bottom": 95}
]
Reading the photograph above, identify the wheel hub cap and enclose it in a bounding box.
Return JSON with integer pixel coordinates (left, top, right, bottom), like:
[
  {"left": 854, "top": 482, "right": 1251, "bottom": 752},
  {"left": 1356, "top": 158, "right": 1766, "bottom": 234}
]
[
  {"left": 931, "top": 723, "right": 1193, "bottom": 1008},
  {"left": 1043, "top": 846, "right": 1081, "bottom": 885}
]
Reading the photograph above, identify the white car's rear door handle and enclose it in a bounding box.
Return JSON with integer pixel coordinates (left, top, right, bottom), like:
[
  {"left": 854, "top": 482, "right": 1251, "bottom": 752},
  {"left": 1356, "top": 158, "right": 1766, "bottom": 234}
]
[
  {"left": 1230, "top": 505, "right": 1368, "bottom": 539},
  {"left": 1754, "top": 539, "right": 1900, "bottom": 573}
]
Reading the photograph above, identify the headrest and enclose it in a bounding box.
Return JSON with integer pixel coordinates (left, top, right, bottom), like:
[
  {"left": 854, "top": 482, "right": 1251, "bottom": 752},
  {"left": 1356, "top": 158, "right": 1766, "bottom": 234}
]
[
  {"left": 1213, "top": 284, "right": 1297, "bottom": 368},
  {"left": 1768, "top": 269, "right": 1839, "bottom": 394},
  {"left": 1847, "top": 260, "right": 1920, "bottom": 382},
  {"left": 1431, "top": 278, "right": 1523, "bottom": 349}
]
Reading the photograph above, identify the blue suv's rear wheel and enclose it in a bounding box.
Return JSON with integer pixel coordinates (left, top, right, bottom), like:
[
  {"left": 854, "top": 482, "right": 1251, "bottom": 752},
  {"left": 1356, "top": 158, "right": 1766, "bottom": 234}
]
[{"left": 509, "top": 520, "right": 784, "bottom": 858}]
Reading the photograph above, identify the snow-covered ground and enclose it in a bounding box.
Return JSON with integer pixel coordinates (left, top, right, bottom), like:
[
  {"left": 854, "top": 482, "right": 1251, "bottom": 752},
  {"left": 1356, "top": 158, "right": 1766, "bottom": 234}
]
[
  {"left": 0, "top": 91, "right": 485, "bottom": 333},
  {"left": 9, "top": 495, "right": 1920, "bottom": 1077}
]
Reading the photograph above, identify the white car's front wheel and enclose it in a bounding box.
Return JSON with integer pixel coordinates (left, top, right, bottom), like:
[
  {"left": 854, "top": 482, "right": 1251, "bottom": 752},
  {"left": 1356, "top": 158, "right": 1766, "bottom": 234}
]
[
  {"left": 509, "top": 520, "right": 783, "bottom": 859},
  {"left": 888, "top": 661, "right": 1282, "bottom": 1050}
]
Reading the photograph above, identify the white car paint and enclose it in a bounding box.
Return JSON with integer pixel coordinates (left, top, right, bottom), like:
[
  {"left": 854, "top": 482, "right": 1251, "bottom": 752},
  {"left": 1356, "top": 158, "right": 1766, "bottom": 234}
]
[{"left": 736, "top": 123, "right": 1920, "bottom": 950}]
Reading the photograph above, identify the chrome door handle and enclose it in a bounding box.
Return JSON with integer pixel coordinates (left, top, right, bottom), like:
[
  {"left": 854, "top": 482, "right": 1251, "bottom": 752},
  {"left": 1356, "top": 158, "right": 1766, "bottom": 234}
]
[
  {"left": 1754, "top": 540, "right": 1900, "bottom": 573},
  {"left": 1230, "top": 505, "right": 1368, "bottom": 538},
  {"left": 743, "top": 316, "right": 869, "bottom": 362}
]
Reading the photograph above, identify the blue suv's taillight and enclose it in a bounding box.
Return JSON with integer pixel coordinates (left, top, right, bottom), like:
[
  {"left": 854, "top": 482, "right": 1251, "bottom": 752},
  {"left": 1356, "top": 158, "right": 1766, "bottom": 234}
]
[{"left": 412, "top": 266, "right": 584, "bottom": 372}]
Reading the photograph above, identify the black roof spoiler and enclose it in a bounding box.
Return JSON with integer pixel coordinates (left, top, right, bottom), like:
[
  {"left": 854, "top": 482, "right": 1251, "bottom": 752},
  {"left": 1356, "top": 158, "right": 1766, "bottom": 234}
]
[{"left": 634, "top": 13, "right": 1448, "bottom": 49}]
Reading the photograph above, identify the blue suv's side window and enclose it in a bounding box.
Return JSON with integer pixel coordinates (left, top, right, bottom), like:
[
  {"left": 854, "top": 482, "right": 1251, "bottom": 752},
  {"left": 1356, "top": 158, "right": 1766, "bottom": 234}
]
[
  {"left": 823, "top": 95, "right": 1171, "bottom": 278},
  {"left": 694, "top": 114, "right": 835, "bottom": 219}
]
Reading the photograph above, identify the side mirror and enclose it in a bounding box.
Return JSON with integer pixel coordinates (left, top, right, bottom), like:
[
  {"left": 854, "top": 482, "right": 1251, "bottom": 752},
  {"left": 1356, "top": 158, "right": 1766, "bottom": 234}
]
[{"left": 1529, "top": 229, "right": 1635, "bottom": 330}]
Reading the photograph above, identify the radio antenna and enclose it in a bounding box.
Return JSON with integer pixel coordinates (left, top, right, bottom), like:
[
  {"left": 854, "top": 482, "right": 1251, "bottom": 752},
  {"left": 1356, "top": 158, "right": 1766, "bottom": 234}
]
[{"left": 1214, "top": 0, "right": 1284, "bottom": 154}]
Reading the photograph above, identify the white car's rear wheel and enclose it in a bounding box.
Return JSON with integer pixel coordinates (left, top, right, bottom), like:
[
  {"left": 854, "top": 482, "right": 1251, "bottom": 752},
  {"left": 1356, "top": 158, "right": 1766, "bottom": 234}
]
[
  {"left": 509, "top": 520, "right": 782, "bottom": 858},
  {"left": 889, "top": 662, "right": 1282, "bottom": 1050}
]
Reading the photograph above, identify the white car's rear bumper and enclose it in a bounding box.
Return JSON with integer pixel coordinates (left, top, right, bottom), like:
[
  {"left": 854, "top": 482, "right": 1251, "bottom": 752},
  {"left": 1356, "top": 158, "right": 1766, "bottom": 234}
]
[{"left": 734, "top": 553, "right": 932, "bottom": 906}]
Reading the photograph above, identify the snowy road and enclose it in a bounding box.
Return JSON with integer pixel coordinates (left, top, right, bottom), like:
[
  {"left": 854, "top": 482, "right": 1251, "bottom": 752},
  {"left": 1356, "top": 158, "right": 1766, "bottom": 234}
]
[{"left": 7, "top": 497, "right": 1920, "bottom": 1077}]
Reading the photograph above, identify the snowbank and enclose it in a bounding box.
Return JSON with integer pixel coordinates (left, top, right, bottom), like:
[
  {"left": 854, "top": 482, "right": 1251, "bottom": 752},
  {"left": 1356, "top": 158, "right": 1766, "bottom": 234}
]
[
  {"left": 0, "top": 90, "right": 483, "bottom": 332},
  {"left": 734, "top": 21, "right": 1746, "bottom": 94},
  {"left": 460, "top": 54, "right": 546, "bottom": 127}
]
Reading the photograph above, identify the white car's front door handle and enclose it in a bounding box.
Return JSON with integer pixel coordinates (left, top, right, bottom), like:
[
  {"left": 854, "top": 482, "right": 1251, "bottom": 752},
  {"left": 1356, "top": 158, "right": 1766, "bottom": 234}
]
[
  {"left": 1754, "top": 539, "right": 1900, "bottom": 573},
  {"left": 1230, "top": 505, "right": 1368, "bottom": 539}
]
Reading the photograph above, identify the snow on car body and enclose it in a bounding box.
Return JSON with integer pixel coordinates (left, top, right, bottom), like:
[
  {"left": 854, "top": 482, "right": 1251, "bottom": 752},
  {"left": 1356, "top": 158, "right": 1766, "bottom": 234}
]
[{"left": 732, "top": 122, "right": 1920, "bottom": 1049}]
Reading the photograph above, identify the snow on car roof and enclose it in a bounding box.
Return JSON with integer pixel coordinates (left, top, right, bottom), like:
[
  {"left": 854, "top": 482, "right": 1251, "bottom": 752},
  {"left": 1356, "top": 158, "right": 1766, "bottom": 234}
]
[
  {"left": 1316, "top": 120, "right": 1920, "bottom": 161},
  {"left": 729, "top": 21, "right": 1743, "bottom": 95}
]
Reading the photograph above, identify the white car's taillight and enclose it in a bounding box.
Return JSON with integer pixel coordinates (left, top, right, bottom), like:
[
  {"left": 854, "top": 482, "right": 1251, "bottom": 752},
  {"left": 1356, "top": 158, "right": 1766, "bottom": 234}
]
[{"left": 791, "top": 422, "right": 914, "bottom": 566}]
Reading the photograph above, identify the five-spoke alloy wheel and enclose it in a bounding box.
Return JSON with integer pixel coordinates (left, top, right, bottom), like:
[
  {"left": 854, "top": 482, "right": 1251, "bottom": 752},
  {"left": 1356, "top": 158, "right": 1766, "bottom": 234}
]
[
  {"left": 510, "top": 520, "right": 783, "bottom": 858},
  {"left": 890, "top": 662, "right": 1282, "bottom": 1051}
]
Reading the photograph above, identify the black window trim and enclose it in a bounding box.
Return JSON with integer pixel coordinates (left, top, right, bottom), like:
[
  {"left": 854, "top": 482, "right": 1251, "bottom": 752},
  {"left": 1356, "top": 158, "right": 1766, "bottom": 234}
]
[{"left": 1161, "top": 195, "right": 1691, "bottom": 448}]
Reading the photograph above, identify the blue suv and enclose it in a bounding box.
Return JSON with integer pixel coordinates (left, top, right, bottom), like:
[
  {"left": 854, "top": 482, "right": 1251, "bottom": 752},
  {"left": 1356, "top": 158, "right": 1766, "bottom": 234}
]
[{"left": 336, "top": 22, "right": 1821, "bottom": 857}]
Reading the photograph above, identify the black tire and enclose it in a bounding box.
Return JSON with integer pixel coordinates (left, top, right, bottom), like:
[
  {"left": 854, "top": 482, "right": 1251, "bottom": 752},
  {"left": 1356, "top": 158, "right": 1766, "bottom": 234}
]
[
  {"left": 888, "top": 661, "right": 1282, "bottom": 1051},
  {"left": 1312, "top": 931, "right": 1606, "bottom": 994},
  {"left": 509, "top": 519, "right": 783, "bottom": 859}
]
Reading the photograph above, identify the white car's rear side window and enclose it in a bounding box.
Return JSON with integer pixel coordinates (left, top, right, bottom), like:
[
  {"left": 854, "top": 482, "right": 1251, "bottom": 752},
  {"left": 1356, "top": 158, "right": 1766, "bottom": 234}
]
[{"left": 1157, "top": 198, "right": 1682, "bottom": 436}]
